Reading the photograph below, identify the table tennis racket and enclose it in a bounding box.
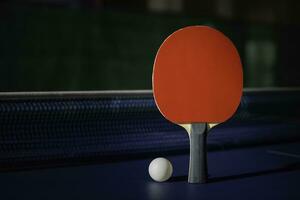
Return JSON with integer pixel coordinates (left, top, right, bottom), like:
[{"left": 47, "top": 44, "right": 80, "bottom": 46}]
[{"left": 152, "top": 26, "right": 243, "bottom": 183}]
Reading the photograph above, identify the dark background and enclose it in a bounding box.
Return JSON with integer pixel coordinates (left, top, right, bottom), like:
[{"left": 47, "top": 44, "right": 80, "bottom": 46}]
[{"left": 1, "top": 0, "right": 300, "bottom": 91}]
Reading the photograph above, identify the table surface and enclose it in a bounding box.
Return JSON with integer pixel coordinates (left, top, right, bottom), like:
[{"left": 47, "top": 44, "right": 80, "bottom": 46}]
[{"left": 1, "top": 142, "right": 299, "bottom": 200}]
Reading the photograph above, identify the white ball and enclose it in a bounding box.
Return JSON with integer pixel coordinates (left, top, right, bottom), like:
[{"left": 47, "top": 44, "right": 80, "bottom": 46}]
[{"left": 148, "top": 157, "right": 173, "bottom": 182}]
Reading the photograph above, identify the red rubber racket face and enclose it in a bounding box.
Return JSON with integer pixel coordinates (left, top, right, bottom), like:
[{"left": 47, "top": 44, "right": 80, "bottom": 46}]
[{"left": 152, "top": 26, "right": 243, "bottom": 124}]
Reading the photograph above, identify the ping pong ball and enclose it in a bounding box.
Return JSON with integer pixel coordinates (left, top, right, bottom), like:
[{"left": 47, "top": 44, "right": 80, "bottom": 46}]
[{"left": 148, "top": 157, "right": 173, "bottom": 182}]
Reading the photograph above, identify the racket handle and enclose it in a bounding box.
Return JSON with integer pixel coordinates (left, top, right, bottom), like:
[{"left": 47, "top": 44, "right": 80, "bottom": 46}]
[{"left": 188, "top": 123, "right": 208, "bottom": 183}]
